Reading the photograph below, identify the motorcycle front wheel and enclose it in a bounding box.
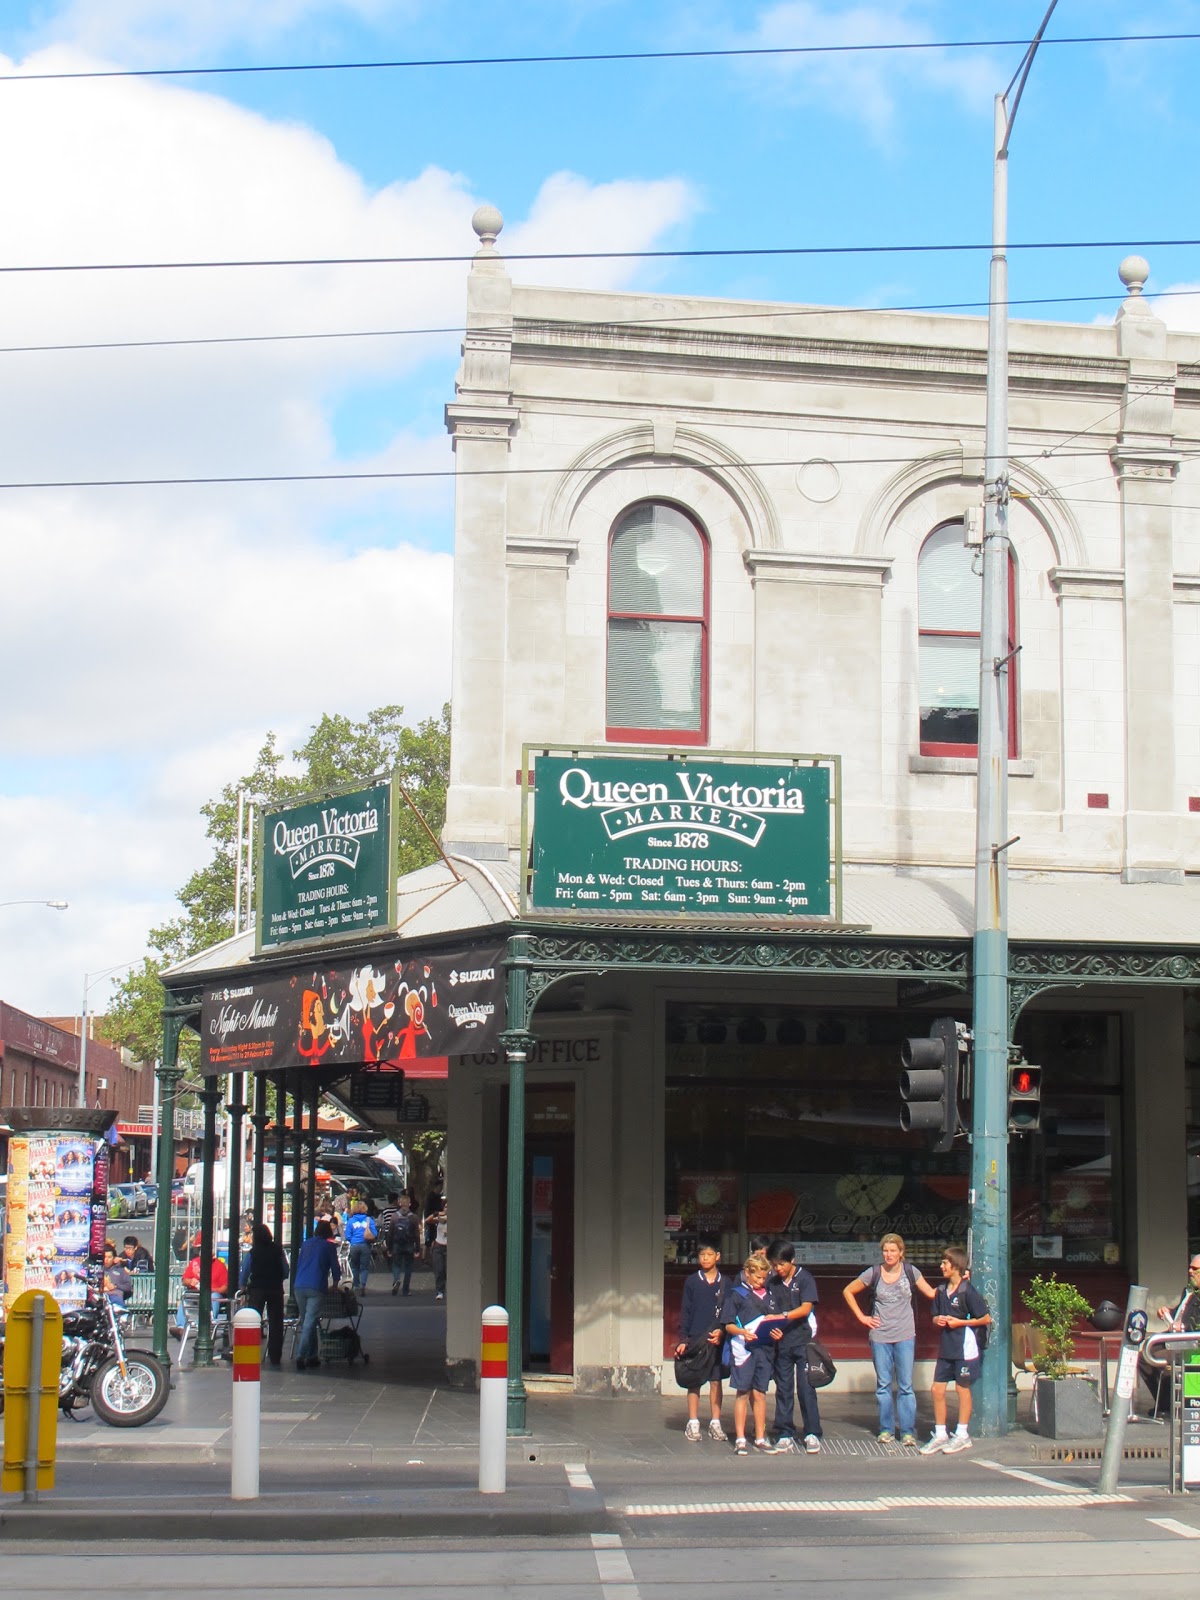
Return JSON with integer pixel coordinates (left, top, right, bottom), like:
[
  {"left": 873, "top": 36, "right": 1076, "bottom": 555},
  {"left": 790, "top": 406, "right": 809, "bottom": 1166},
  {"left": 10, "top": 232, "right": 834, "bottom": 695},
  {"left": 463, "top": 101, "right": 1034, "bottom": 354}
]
[{"left": 90, "top": 1351, "right": 170, "bottom": 1427}]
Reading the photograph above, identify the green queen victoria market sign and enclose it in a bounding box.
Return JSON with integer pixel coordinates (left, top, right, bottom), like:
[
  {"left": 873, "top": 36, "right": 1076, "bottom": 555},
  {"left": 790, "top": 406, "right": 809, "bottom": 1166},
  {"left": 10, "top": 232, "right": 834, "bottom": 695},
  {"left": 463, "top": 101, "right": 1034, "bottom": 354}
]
[
  {"left": 524, "top": 748, "right": 840, "bottom": 921},
  {"left": 256, "top": 776, "right": 399, "bottom": 953}
]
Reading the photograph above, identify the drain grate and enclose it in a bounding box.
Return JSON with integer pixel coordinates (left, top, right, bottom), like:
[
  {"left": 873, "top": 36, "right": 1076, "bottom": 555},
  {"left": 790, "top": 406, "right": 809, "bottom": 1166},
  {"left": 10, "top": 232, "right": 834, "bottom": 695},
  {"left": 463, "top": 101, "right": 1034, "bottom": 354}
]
[
  {"left": 815, "top": 1437, "right": 914, "bottom": 1459},
  {"left": 1032, "top": 1443, "right": 1167, "bottom": 1463}
]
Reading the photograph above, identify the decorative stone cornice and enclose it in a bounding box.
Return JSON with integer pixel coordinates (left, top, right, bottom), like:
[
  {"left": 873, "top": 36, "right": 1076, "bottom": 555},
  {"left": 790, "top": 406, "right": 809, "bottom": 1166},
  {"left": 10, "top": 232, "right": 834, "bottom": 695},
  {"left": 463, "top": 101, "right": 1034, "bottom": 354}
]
[
  {"left": 1048, "top": 566, "right": 1124, "bottom": 601},
  {"left": 1109, "top": 443, "right": 1181, "bottom": 481},
  {"left": 506, "top": 536, "right": 578, "bottom": 569},
  {"left": 743, "top": 550, "right": 893, "bottom": 588},
  {"left": 445, "top": 400, "right": 520, "bottom": 444}
]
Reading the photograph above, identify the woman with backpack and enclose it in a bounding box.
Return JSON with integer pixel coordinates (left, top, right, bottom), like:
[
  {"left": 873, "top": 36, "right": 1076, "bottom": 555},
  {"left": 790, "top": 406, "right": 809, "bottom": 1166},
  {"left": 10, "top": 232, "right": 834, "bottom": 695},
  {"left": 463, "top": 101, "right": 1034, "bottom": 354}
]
[
  {"left": 843, "top": 1233, "right": 936, "bottom": 1446},
  {"left": 343, "top": 1198, "right": 378, "bottom": 1296}
]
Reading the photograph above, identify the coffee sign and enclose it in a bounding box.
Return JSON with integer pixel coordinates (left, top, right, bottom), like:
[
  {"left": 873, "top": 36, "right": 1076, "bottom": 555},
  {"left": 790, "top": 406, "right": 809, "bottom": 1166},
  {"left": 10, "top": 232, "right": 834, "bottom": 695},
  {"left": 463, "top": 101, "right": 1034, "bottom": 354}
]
[
  {"left": 525, "top": 750, "right": 837, "bottom": 920},
  {"left": 256, "top": 777, "right": 398, "bottom": 953}
]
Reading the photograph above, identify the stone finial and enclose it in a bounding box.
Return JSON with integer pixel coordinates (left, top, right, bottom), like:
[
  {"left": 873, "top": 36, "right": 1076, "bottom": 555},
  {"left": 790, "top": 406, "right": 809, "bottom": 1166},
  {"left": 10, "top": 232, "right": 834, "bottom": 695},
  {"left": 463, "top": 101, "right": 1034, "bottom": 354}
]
[
  {"left": 1118, "top": 255, "right": 1150, "bottom": 297},
  {"left": 471, "top": 204, "right": 504, "bottom": 257}
]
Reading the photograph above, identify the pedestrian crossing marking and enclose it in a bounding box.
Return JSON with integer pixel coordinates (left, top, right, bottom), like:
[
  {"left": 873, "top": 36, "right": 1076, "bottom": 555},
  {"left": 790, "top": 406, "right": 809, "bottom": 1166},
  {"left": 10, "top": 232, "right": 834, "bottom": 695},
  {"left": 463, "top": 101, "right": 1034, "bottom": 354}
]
[{"left": 619, "top": 1491, "right": 1132, "bottom": 1516}]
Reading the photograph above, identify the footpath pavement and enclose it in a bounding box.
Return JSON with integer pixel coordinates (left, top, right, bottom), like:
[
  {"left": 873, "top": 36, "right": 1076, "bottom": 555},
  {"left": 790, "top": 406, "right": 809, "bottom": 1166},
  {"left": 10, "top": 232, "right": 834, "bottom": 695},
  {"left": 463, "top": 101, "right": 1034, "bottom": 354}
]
[{"left": 0, "top": 1279, "right": 1177, "bottom": 1541}]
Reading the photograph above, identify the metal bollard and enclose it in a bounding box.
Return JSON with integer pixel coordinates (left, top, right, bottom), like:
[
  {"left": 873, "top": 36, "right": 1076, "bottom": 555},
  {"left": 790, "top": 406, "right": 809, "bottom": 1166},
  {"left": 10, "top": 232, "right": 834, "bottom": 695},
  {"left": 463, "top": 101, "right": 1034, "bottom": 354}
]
[
  {"left": 1096, "top": 1285, "right": 1149, "bottom": 1495},
  {"left": 230, "top": 1307, "right": 262, "bottom": 1500},
  {"left": 479, "top": 1305, "right": 509, "bottom": 1494}
]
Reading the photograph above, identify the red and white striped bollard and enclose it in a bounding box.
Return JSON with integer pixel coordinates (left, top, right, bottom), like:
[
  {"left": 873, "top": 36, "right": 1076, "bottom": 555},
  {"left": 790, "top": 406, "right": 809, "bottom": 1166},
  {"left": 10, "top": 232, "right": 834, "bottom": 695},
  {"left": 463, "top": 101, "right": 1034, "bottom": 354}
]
[
  {"left": 230, "top": 1307, "right": 262, "bottom": 1500},
  {"left": 479, "top": 1304, "right": 508, "bottom": 1494}
]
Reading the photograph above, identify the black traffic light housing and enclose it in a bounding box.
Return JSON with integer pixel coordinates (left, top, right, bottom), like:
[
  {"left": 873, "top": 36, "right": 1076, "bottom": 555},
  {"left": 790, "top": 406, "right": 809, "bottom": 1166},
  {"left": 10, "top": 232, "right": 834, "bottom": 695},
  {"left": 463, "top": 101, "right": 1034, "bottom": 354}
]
[
  {"left": 1007, "top": 1055, "right": 1042, "bottom": 1133},
  {"left": 900, "top": 1016, "right": 965, "bottom": 1152}
]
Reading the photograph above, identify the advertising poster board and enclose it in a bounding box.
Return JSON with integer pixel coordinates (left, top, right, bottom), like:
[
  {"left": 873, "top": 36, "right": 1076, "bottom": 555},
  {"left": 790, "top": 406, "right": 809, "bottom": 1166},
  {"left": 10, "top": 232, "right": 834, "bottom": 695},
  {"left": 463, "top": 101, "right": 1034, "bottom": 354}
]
[
  {"left": 200, "top": 943, "right": 505, "bottom": 1074},
  {"left": 3, "top": 1124, "right": 110, "bottom": 1315}
]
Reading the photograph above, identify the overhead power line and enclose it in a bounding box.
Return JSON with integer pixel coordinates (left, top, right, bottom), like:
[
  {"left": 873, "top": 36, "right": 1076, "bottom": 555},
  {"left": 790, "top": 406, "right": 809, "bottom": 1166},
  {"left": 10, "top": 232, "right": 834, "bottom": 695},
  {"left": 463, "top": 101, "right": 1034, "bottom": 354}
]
[
  {"left": 2, "top": 238, "right": 1199, "bottom": 275},
  {"left": 0, "top": 445, "right": 1191, "bottom": 495},
  {"left": 3, "top": 286, "right": 1197, "bottom": 359},
  {"left": 3, "top": 32, "right": 1197, "bottom": 83}
]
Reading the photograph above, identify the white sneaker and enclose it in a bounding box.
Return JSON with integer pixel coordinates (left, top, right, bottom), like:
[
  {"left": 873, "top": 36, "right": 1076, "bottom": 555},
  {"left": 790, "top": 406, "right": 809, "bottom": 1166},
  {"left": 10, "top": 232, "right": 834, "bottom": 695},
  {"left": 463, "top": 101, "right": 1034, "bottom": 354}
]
[
  {"left": 803, "top": 1434, "right": 821, "bottom": 1454},
  {"left": 942, "top": 1433, "right": 973, "bottom": 1454},
  {"left": 685, "top": 1419, "right": 701, "bottom": 1442},
  {"left": 435, "top": 1292, "right": 444, "bottom": 1301},
  {"left": 919, "top": 1434, "right": 948, "bottom": 1455},
  {"left": 707, "top": 1419, "right": 727, "bottom": 1442},
  {"left": 773, "top": 1436, "right": 798, "bottom": 1454}
]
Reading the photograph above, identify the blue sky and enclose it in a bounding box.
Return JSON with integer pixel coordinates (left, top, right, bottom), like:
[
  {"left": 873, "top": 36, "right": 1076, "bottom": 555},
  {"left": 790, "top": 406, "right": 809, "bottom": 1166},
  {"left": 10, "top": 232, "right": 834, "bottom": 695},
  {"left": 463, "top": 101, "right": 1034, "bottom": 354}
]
[{"left": 1, "top": 0, "right": 1199, "bottom": 1015}]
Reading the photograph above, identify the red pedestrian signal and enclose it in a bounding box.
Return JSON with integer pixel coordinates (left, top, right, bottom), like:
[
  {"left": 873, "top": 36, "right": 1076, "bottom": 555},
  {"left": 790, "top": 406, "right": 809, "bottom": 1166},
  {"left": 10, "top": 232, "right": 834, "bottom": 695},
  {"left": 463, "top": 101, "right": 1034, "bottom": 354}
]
[{"left": 1007, "top": 1059, "right": 1042, "bottom": 1133}]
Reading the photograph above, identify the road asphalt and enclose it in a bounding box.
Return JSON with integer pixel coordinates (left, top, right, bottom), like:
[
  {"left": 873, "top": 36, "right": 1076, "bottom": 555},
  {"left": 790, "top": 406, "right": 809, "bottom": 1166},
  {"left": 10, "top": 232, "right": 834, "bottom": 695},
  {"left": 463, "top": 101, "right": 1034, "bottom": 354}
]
[{"left": 1, "top": 1269, "right": 1190, "bottom": 1543}]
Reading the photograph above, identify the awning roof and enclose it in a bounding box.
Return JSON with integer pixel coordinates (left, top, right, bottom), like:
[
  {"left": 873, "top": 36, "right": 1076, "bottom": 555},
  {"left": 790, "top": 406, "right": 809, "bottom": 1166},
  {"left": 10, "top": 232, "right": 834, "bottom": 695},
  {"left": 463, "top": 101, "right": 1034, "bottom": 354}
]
[{"left": 163, "top": 856, "right": 1200, "bottom": 990}]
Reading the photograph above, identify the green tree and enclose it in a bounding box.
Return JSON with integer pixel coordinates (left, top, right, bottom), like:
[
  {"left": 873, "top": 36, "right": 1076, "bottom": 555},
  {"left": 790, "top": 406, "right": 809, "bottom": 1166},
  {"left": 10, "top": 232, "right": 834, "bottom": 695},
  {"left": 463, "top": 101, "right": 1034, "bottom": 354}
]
[{"left": 105, "top": 704, "right": 451, "bottom": 1063}]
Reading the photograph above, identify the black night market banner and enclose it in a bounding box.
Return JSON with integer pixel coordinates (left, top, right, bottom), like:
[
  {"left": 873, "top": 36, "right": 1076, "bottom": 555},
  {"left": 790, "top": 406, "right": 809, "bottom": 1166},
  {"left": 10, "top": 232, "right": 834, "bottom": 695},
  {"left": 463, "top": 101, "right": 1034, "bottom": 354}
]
[{"left": 200, "top": 946, "right": 505, "bottom": 1074}]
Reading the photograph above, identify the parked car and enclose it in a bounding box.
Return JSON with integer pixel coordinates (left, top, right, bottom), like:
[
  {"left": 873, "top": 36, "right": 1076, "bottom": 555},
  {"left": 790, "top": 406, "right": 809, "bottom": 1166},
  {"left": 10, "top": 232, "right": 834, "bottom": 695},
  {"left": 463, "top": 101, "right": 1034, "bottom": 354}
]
[
  {"left": 139, "top": 1181, "right": 158, "bottom": 1212},
  {"left": 171, "top": 1178, "right": 187, "bottom": 1210},
  {"left": 109, "top": 1183, "right": 148, "bottom": 1218},
  {"left": 107, "top": 1187, "right": 129, "bottom": 1221}
]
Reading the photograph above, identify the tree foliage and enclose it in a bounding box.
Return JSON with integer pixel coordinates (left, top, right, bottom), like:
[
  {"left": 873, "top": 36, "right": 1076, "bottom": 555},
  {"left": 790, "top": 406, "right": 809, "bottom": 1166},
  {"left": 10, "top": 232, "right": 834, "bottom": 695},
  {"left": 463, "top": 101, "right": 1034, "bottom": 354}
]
[{"left": 105, "top": 704, "right": 451, "bottom": 1064}]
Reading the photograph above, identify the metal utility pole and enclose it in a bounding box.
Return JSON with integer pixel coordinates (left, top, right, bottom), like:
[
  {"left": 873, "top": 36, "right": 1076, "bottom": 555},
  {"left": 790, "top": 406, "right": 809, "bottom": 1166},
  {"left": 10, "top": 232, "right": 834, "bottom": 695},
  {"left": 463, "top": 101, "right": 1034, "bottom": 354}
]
[{"left": 970, "top": 0, "right": 1058, "bottom": 1439}]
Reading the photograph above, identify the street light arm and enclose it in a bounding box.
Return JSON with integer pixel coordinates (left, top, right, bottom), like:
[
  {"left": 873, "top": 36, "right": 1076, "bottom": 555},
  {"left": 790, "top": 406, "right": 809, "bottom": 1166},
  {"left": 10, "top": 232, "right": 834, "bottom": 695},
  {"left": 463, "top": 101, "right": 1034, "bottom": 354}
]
[
  {"left": 1000, "top": 0, "right": 1061, "bottom": 154},
  {"left": 0, "top": 898, "right": 69, "bottom": 910}
]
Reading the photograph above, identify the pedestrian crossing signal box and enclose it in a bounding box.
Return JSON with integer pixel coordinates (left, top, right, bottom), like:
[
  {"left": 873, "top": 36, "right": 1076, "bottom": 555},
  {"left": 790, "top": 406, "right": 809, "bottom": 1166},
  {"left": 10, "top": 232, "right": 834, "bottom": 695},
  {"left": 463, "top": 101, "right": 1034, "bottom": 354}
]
[
  {"left": 900, "top": 1016, "right": 963, "bottom": 1154},
  {"left": 1007, "top": 1059, "right": 1042, "bottom": 1134}
]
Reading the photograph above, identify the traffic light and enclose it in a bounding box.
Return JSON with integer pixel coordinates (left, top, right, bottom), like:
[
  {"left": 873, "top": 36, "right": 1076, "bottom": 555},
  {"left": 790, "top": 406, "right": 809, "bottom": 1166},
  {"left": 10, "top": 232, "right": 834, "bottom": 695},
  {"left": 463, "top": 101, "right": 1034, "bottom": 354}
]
[
  {"left": 900, "top": 1016, "right": 964, "bottom": 1153},
  {"left": 1007, "top": 1057, "right": 1042, "bottom": 1133}
]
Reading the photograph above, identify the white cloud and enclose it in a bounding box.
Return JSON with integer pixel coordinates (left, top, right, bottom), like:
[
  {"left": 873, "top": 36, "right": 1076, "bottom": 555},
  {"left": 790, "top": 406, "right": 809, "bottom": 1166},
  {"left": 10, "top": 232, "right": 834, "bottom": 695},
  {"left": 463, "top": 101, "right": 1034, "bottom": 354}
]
[
  {"left": 0, "top": 45, "right": 699, "bottom": 1015},
  {"left": 28, "top": 1, "right": 421, "bottom": 65},
  {"left": 735, "top": 2, "right": 998, "bottom": 142},
  {"left": 1157, "top": 282, "right": 1200, "bottom": 333}
]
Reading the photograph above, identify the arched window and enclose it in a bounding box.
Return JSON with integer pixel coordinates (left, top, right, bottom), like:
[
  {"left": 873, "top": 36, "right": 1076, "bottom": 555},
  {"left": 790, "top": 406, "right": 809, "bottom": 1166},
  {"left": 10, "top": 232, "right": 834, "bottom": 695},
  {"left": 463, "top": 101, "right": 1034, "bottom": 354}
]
[
  {"left": 607, "top": 502, "right": 709, "bottom": 744},
  {"left": 918, "top": 523, "right": 1017, "bottom": 756}
]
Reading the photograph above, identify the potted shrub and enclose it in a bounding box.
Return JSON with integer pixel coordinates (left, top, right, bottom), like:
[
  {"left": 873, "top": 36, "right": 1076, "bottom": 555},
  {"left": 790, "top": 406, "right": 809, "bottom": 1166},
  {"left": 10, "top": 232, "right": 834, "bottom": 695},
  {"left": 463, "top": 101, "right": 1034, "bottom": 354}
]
[{"left": 1021, "top": 1273, "right": 1102, "bottom": 1438}]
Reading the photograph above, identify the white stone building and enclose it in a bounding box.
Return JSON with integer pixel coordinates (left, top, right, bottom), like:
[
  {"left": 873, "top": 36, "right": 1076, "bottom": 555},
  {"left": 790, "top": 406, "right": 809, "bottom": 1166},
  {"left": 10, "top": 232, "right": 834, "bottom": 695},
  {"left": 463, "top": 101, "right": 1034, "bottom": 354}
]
[{"left": 437, "top": 207, "right": 1200, "bottom": 1396}]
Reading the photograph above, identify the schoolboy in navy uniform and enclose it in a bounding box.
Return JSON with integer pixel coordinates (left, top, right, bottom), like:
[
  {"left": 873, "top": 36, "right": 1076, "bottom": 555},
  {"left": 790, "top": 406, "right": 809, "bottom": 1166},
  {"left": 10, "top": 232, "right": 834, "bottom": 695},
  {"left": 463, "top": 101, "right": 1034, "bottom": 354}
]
[
  {"left": 723, "top": 1255, "right": 785, "bottom": 1455},
  {"left": 675, "top": 1237, "right": 728, "bottom": 1442},
  {"left": 769, "top": 1242, "right": 822, "bottom": 1454},
  {"left": 919, "top": 1245, "right": 991, "bottom": 1455}
]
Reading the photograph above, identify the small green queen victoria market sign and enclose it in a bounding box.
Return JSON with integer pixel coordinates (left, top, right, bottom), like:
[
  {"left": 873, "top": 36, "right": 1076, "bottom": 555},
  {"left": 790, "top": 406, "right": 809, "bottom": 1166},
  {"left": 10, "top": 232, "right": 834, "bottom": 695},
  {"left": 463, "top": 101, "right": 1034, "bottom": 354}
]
[
  {"left": 525, "top": 749, "right": 839, "bottom": 921},
  {"left": 256, "top": 776, "right": 398, "bottom": 953}
]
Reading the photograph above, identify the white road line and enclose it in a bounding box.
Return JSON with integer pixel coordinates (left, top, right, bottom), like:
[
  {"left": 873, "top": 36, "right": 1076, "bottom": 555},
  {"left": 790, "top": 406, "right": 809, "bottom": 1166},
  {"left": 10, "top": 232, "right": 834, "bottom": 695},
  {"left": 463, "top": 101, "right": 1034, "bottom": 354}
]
[
  {"left": 1148, "top": 1517, "right": 1200, "bottom": 1540},
  {"left": 565, "top": 1461, "right": 594, "bottom": 1491},
  {"left": 974, "top": 1458, "right": 1080, "bottom": 1493},
  {"left": 619, "top": 1491, "right": 1132, "bottom": 1516},
  {"left": 591, "top": 1532, "right": 641, "bottom": 1595}
]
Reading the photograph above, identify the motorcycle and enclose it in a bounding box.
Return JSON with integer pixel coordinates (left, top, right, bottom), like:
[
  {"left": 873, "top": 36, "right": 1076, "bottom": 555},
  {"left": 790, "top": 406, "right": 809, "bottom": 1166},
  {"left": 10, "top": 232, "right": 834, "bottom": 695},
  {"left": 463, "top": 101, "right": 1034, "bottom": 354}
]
[{"left": 1, "top": 1295, "right": 170, "bottom": 1428}]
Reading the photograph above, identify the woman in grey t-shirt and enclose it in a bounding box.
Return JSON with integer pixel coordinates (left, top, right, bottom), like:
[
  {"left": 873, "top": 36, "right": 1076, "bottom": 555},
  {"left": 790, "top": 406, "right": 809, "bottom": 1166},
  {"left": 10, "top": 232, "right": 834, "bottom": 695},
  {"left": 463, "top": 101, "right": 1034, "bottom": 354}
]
[{"left": 843, "top": 1234, "right": 936, "bottom": 1445}]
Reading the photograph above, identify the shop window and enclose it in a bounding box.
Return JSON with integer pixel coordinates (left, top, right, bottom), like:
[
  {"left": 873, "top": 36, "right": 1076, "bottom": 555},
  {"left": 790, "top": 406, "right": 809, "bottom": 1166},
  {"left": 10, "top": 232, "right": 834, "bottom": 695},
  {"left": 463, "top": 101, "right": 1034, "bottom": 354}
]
[
  {"left": 606, "top": 501, "right": 708, "bottom": 745},
  {"left": 918, "top": 522, "right": 1017, "bottom": 756}
]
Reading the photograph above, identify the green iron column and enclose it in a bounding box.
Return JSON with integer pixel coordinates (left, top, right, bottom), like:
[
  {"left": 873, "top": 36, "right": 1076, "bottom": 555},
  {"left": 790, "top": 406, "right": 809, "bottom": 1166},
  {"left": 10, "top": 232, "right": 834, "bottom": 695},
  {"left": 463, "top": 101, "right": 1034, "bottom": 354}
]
[
  {"left": 278, "top": 1072, "right": 296, "bottom": 1315},
  {"left": 501, "top": 932, "right": 536, "bottom": 1434},
  {"left": 287, "top": 1073, "right": 305, "bottom": 1316},
  {"left": 306, "top": 1075, "right": 320, "bottom": 1236},
  {"left": 151, "top": 1013, "right": 185, "bottom": 1364},
  {"left": 226, "top": 1072, "right": 246, "bottom": 1296},
  {"left": 193, "top": 1079, "right": 222, "bottom": 1368},
  {"left": 251, "top": 1072, "right": 268, "bottom": 1229}
]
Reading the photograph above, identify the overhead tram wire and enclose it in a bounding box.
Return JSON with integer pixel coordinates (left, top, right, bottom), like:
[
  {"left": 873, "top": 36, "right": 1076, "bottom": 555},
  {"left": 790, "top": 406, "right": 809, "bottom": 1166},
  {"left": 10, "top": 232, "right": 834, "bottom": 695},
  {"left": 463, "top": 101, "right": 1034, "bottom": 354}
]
[
  {"left": 2, "top": 31, "right": 1198, "bottom": 82},
  {"left": 4, "top": 288, "right": 1199, "bottom": 358},
  {"left": 0, "top": 444, "right": 1193, "bottom": 496},
  {"left": 2, "top": 237, "right": 1200, "bottom": 275}
]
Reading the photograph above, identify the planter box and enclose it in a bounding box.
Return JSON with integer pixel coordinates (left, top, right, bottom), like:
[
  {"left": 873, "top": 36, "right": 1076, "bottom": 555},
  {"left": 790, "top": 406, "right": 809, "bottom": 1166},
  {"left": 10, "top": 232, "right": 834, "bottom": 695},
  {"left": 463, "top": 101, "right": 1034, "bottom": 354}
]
[{"left": 1034, "top": 1374, "right": 1103, "bottom": 1439}]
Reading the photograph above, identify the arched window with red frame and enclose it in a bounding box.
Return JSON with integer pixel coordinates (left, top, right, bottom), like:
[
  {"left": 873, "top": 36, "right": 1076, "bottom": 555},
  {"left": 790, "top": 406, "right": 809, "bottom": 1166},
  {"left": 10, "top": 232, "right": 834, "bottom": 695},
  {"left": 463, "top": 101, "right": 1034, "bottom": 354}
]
[
  {"left": 606, "top": 501, "right": 709, "bottom": 745},
  {"left": 918, "top": 522, "right": 1018, "bottom": 757}
]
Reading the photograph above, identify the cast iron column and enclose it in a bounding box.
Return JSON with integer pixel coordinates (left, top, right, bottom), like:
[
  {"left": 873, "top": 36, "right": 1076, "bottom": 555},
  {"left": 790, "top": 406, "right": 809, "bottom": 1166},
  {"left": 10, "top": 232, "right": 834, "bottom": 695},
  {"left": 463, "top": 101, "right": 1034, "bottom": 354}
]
[
  {"left": 251, "top": 1072, "right": 268, "bottom": 1229},
  {"left": 193, "top": 1079, "right": 222, "bottom": 1368},
  {"left": 306, "top": 1075, "right": 320, "bottom": 1236},
  {"left": 151, "top": 1014, "right": 184, "bottom": 1363},
  {"left": 287, "top": 1073, "right": 305, "bottom": 1317},
  {"left": 226, "top": 1071, "right": 246, "bottom": 1295},
  {"left": 501, "top": 936, "right": 535, "bottom": 1434}
]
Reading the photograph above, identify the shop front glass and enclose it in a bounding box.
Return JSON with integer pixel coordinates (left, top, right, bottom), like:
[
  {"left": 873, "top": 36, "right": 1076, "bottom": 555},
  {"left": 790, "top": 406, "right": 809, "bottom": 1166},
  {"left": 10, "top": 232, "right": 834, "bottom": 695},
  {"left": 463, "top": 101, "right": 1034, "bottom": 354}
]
[{"left": 663, "top": 1003, "right": 1123, "bottom": 1351}]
